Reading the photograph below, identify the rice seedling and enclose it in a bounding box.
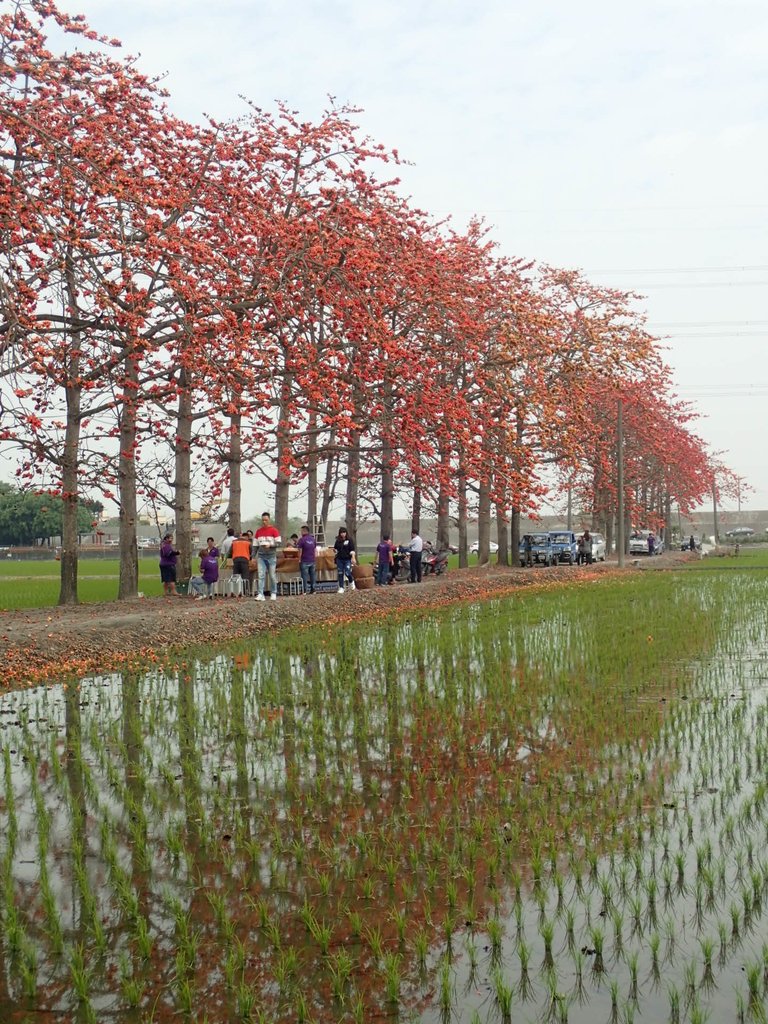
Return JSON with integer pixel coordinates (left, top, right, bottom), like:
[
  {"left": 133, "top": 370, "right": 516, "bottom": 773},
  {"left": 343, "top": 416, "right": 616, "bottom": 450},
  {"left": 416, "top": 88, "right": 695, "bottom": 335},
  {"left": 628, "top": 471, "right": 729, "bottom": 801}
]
[
  {"left": 235, "top": 982, "right": 262, "bottom": 1023},
  {"left": 541, "top": 917, "right": 556, "bottom": 970},
  {"left": 327, "top": 949, "right": 354, "bottom": 1003},
  {"left": 667, "top": 982, "right": 681, "bottom": 1024},
  {"left": 382, "top": 951, "right": 401, "bottom": 1004},
  {"left": 294, "top": 988, "right": 311, "bottom": 1023},
  {"left": 626, "top": 949, "right": 639, "bottom": 1001},
  {"left": 272, "top": 947, "right": 299, "bottom": 995},
  {"left": 486, "top": 915, "right": 504, "bottom": 964},
  {"left": 18, "top": 941, "right": 37, "bottom": 1001},
  {"left": 363, "top": 923, "right": 385, "bottom": 963},
  {"left": 119, "top": 954, "right": 144, "bottom": 1009},
  {"left": 68, "top": 943, "right": 92, "bottom": 1003},
  {"left": 492, "top": 966, "right": 514, "bottom": 1024}
]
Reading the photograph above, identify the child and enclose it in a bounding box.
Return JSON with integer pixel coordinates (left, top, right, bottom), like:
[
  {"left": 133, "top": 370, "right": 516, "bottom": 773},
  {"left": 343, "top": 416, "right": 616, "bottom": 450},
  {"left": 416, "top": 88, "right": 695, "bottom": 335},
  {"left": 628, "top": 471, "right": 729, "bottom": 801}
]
[{"left": 191, "top": 547, "right": 219, "bottom": 599}]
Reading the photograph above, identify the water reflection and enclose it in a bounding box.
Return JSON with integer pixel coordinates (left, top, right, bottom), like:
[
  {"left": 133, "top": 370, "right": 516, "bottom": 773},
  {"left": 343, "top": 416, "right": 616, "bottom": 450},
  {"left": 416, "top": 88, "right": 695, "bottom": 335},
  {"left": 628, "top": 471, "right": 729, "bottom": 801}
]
[{"left": 0, "top": 575, "right": 765, "bottom": 1022}]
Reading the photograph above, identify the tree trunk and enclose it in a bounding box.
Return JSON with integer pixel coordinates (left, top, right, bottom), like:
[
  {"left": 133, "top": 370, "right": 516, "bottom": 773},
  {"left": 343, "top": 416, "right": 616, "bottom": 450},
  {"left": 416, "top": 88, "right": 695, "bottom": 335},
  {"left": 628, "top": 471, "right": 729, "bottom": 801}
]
[
  {"left": 174, "top": 368, "right": 193, "bottom": 581},
  {"left": 477, "top": 476, "right": 491, "bottom": 565},
  {"left": 411, "top": 480, "right": 421, "bottom": 537},
  {"left": 436, "top": 445, "right": 451, "bottom": 550},
  {"left": 306, "top": 410, "right": 318, "bottom": 527},
  {"left": 380, "top": 425, "right": 394, "bottom": 541},
  {"left": 510, "top": 507, "right": 521, "bottom": 566},
  {"left": 496, "top": 502, "right": 509, "bottom": 566},
  {"left": 274, "top": 374, "right": 293, "bottom": 539},
  {"left": 117, "top": 351, "right": 139, "bottom": 600},
  {"left": 345, "top": 431, "right": 361, "bottom": 540},
  {"left": 226, "top": 408, "right": 242, "bottom": 534},
  {"left": 663, "top": 489, "right": 672, "bottom": 550},
  {"left": 458, "top": 468, "right": 468, "bottom": 568},
  {"left": 59, "top": 262, "right": 81, "bottom": 606},
  {"left": 319, "top": 438, "right": 338, "bottom": 534}
]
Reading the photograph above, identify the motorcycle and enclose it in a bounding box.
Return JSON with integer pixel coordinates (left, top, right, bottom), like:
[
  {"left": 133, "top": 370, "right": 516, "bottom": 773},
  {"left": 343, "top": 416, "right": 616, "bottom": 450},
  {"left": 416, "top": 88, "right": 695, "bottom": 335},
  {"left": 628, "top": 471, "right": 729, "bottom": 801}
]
[
  {"left": 422, "top": 543, "right": 448, "bottom": 576},
  {"left": 390, "top": 546, "right": 411, "bottom": 583},
  {"left": 374, "top": 545, "right": 411, "bottom": 584}
]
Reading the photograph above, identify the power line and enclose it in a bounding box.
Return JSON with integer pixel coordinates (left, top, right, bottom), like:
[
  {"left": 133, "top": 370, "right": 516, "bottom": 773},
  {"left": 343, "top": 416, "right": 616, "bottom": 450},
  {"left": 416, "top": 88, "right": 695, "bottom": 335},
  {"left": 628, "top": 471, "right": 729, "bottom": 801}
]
[
  {"left": 648, "top": 320, "right": 768, "bottom": 327},
  {"left": 660, "top": 332, "right": 768, "bottom": 338},
  {"left": 631, "top": 281, "right": 768, "bottom": 289},
  {"left": 676, "top": 389, "right": 768, "bottom": 398},
  {"left": 589, "top": 265, "right": 768, "bottom": 275}
]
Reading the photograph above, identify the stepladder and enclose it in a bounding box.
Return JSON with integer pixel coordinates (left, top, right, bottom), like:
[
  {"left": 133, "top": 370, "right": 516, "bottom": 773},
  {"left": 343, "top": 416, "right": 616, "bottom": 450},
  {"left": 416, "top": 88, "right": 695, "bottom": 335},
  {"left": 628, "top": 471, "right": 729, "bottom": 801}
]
[{"left": 311, "top": 516, "right": 326, "bottom": 547}]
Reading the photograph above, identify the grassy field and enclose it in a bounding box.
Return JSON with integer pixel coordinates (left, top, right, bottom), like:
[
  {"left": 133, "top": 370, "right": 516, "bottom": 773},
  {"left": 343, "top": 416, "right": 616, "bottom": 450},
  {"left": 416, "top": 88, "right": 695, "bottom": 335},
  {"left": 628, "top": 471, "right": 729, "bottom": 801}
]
[
  {"left": 688, "top": 546, "right": 768, "bottom": 570},
  {"left": 0, "top": 559, "right": 163, "bottom": 607},
  {"left": 7, "top": 544, "right": 765, "bottom": 610},
  {"left": 0, "top": 558, "right": 162, "bottom": 577}
]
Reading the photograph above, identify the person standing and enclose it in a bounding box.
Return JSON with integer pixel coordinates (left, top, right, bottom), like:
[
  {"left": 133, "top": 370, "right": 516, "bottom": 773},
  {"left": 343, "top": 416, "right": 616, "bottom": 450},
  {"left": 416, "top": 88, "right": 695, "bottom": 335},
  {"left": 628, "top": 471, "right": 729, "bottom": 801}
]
[
  {"left": 218, "top": 527, "right": 235, "bottom": 588},
  {"left": 254, "top": 512, "right": 281, "bottom": 601},
  {"left": 407, "top": 529, "right": 423, "bottom": 583},
  {"left": 582, "top": 530, "right": 593, "bottom": 565},
  {"left": 230, "top": 530, "right": 252, "bottom": 591},
  {"left": 219, "top": 528, "right": 235, "bottom": 560},
  {"left": 523, "top": 534, "right": 533, "bottom": 567},
  {"left": 376, "top": 534, "right": 394, "bottom": 585},
  {"left": 689, "top": 534, "right": 696, "bottom": 551},
  {"left": 297, "top": 524, "right": 317, "bottom": 594},
  {"left": 334, "top": 527, "right": 356, "bottom": 593},
  {"left": 159, "top": 533, "right": 180, "bottom": 597},
  {"left": 647, "top": 532, "right": 655, "bottom": 556},
  {"left": 576, "top": 534, "right": 585, "bottom": 566}
]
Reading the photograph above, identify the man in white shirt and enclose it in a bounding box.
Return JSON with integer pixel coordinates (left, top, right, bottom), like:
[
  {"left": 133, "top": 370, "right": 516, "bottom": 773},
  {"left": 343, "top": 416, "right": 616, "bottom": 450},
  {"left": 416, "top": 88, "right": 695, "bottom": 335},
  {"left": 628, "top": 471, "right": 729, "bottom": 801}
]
[
  {"left": 408, "top": 530, "right": 423, "bottom": 583},
  {"left": 218, "top": 528, "right": 236, "bottom": 584},
  {"left": 220, "top": 528, "right": 236, "bottom": 553}
]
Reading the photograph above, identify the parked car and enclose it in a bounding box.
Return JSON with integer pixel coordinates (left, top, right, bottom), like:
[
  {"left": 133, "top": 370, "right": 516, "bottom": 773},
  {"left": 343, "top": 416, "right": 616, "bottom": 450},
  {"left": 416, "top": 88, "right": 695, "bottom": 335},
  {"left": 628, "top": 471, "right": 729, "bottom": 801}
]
[
  {"left": 519, "top": 533, "right": 556, "bottom": 567},
  {"left": 590, "top": 532, "right": 607, "bottom": 561},
  {"left": 548, "top": 530, "right": 578, "bottom": 564},
  {"left": 470, "top": 540, "right": 499, "bottom": 554},
  {"left": 724, "top": 527, "right": 754, "bottom": 538},
  {"left": 629, "top": 530, "right": 663, "bottom": 555}
]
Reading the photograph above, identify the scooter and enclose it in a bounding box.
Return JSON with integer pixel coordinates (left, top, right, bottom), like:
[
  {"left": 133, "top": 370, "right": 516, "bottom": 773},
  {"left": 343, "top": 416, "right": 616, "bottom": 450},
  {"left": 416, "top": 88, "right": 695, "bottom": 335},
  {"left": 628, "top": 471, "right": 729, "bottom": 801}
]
[
  {"left": 422, "top": 545, "right": 448, "bottom": 576},
  {"left": 374, "top": 546, "right": 411, "bottom": 584}
]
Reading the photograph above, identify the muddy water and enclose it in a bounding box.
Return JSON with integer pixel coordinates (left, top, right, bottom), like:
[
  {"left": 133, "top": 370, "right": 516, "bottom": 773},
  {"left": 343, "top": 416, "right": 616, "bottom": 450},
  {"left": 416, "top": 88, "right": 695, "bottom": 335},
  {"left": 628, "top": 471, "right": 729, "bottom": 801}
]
[{"left": 1, "top": 573, "right": 767, "bottom": 1022}]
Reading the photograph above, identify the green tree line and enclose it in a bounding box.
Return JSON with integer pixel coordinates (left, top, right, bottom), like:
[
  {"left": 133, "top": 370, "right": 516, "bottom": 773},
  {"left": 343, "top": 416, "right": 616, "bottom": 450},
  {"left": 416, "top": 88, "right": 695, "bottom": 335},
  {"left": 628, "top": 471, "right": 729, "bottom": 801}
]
[{"left": 0, "top": 484, "right": 95, "bottom": 546}]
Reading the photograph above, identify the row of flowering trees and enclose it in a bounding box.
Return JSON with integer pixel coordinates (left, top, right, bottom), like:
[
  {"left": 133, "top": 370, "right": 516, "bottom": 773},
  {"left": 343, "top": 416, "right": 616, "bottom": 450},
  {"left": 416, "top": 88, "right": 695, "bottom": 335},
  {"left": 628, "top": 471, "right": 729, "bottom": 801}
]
[{"left": 0, "top": 1, "right": 738, "bottom": 603}]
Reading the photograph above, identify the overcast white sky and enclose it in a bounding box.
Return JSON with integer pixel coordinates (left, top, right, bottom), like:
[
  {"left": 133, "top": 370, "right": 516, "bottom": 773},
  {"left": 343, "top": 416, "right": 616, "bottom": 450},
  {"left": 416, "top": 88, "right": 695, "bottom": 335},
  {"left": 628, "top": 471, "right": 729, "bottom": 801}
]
[{"left": 55, "top": 0, "right": 768, "bottom": 517}]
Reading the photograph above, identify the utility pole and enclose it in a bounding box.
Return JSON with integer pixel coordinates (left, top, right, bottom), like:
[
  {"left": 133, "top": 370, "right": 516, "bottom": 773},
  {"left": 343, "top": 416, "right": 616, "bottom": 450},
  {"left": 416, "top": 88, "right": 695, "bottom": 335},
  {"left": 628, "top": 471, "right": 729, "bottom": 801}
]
[
  {"left": 617, "top": 398, "right": 624, "bottom": 568},
  {"left": 712, "top": 476, "right": 719, "bottom": 545}
]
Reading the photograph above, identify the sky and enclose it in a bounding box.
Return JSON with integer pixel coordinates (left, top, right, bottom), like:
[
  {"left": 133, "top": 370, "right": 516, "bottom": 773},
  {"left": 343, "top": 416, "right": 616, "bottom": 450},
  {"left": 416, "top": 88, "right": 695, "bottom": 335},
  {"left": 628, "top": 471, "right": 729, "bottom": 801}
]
[{"left": 51, "top": 0, "right": 768, "bottom": 516}]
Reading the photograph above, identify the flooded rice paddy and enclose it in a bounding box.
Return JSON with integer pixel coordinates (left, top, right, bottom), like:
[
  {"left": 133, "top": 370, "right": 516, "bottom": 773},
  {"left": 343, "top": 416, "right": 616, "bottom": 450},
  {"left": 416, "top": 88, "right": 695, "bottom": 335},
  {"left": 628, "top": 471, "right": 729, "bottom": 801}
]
[{"left": 2, "top": 571, "right": 768, "bottom": 1023}]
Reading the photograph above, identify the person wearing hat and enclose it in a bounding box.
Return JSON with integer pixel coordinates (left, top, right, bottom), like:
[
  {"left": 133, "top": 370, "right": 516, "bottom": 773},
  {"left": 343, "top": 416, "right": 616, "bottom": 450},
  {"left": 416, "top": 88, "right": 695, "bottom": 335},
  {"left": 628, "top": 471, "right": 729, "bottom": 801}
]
[{"left": 159, "top": 533, "right": 181, "bottom": 597}]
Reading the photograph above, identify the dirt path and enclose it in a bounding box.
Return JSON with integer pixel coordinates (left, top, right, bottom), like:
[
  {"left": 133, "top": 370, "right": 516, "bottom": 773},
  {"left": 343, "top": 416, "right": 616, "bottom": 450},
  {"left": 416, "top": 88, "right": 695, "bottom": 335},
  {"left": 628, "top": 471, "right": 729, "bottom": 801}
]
[{"left": 0, "top": 554, "right": 693, "bottom": 691}]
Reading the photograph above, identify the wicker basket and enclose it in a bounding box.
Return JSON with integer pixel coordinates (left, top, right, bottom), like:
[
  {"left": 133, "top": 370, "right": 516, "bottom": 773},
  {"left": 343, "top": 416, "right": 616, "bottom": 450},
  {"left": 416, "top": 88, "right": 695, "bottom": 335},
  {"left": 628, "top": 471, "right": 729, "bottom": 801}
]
[
  {"left": 352, "top": 563, "right": 374, "bottom": 580},
  {"left": 354, "top": 576, "right": 375, "bottom": 590}
]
